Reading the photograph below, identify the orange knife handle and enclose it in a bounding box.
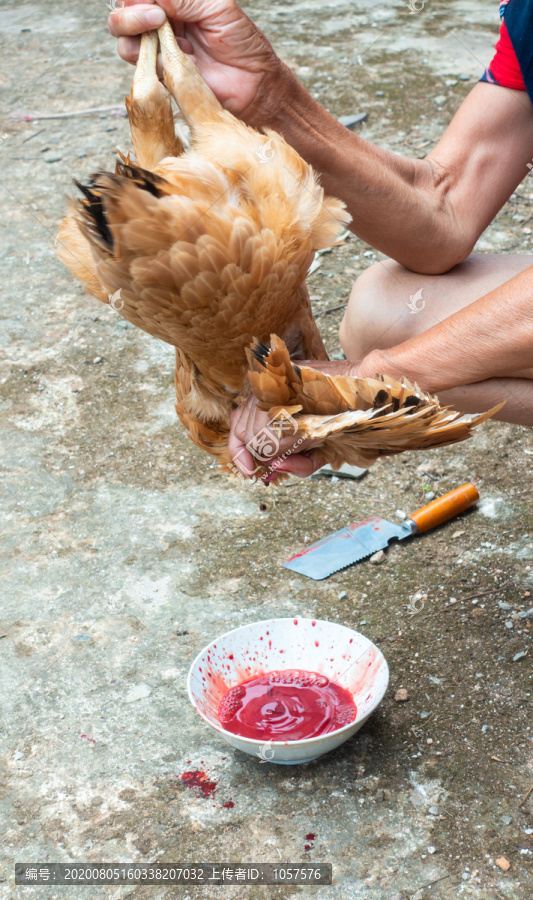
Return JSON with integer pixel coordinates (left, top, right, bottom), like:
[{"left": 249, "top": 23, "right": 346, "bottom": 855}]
[{"left": 406, "top": 483, "right": 479, "bottom": 535}]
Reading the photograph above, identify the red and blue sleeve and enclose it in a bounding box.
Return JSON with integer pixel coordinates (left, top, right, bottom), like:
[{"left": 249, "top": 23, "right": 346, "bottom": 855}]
[{"left": 480, "top": 15, "right": 526, "bottom": 91}]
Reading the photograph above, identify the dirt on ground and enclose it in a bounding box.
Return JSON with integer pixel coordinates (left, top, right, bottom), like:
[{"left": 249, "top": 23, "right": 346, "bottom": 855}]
[{"left": 0, "top": 1, "right": 532, "bottom": 899}]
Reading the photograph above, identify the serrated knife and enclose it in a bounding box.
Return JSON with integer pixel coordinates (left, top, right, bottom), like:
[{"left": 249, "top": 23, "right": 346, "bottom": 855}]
[{"left": 284, "top": 483, "right": 479, "bottom": 580}]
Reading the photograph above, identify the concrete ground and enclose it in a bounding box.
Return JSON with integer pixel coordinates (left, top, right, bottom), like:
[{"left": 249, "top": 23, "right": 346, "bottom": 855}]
[{"left": 1, "top": 0, "right": 532, "bottom": 897}]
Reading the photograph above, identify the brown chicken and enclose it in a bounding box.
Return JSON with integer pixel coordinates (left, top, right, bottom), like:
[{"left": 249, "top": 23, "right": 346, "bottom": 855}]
[{"left": 57, "top": 21, "right": 500, "bottom": 478}]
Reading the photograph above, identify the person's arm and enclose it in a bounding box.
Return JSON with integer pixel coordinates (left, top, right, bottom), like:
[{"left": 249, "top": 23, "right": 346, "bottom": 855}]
[
  {"left": 109, "top": 1, "right": 533, "bottom": 274},
  {"left": 257, "top": 79, "right": 533, "bottom": 274},
  {"left": 357, "top": 265, "right": 533, "bottom": 390}
]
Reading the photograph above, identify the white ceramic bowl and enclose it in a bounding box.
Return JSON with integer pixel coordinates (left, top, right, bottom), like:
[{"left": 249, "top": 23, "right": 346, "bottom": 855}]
[{"left": 187, "top": 617, "right": 389, "bottom": 764}]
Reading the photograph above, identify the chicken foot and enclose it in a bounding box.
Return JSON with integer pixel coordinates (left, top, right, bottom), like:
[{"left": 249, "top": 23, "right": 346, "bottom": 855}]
[{"left": 126, "top": 29, "right": 183, "bottom": 169}]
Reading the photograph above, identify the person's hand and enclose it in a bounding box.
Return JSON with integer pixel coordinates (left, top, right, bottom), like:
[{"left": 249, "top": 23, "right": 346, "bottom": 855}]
[
  {"left": 229, "top": 395, "right": 326, "bottom": 483},
  {"left": 228, "top": 359, "right": 365, "bottom": 483},
  {"left": 107, "top": 0, "right": 285, "bottom": 121}
]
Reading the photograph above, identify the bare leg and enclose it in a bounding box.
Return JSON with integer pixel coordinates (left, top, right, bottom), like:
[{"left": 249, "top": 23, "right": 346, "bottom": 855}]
[
  {"left": 126, "top": 30, "right": 183, "bottom": 170},
  {"left": 339, "top": 254, "right": 533, "bottom": 425},
  {"left": 341, "top": 253, "right": 533, "bottom": 358}
]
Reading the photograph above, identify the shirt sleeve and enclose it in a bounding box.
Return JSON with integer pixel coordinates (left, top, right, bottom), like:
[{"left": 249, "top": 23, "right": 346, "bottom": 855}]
[{"left": 480, "top": 18, "right": 526, "bottom": 91}]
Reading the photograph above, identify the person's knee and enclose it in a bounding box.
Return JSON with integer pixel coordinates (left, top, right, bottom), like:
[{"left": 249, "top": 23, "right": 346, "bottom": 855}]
[{"left": 340, "top": 260, "right": 409, "bottom": 360}]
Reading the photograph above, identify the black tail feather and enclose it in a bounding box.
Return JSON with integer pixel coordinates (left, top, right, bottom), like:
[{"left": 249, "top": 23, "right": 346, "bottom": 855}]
[
  {"left": 75, "top": 164, "right": 168, "bottom": 253},
  {"left": 251, "top": 338, "right": 271, "bottom": 366}
]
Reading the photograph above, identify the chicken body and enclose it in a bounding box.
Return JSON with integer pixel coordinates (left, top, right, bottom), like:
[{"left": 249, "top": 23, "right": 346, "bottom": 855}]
[
  {"left": 57, "top": 23, "right": 349, "bottom": 463},
  {"left": 57, "top": 22, "right": 500, "bottom": 477}
]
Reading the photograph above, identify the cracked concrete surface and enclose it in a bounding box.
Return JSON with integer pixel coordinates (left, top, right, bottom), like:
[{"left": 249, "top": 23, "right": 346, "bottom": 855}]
[{"left": 1, "top": 1, "right": 532, "bottom": 898}]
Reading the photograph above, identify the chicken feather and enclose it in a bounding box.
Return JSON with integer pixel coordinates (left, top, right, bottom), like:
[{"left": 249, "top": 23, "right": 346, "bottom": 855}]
[{"left": 248, "top": 335, "right": 503, "bottom": 470}]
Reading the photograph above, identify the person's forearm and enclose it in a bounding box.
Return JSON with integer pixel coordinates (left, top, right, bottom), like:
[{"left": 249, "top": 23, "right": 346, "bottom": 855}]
[
  {"left": 357, "top": 266, "right": 533, "bottom": 391},
  {"left": 248, "top": 64, "right": 468, "bottom": 273}
]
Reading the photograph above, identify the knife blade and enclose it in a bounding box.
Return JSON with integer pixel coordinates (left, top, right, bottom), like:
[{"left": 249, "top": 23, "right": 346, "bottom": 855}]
[{"left": 284, "top": 483, "right": 479, "bottom": 580}]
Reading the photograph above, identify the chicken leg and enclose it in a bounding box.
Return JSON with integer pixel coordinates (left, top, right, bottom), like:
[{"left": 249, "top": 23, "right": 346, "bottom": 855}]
[
  {"left": 156, "top": 21, "right": 227, "bottom": 133},
  {"left": 126, "top": 29, "right": 183, "bottom": 169}
]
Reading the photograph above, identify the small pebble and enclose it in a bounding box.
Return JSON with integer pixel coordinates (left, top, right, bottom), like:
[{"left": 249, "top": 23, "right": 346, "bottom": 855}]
[
  {"left": 338, "top": 590, "right": 347, "bottom": 600},
  {"left": 93, "top": 356, "right": 103, "bottom": 364},
  {"left": 434, "top": 95, "right": 446, "bottom": 105},
  {"left": 495, "top": 857, "right": 510, "bottom": 872},
  {"left": 424, "top": 491, "right": 435, "bottom": 501},
  {"left": 125, "top": 683, "right": 152, "bottom": 703},
  {"left": 427, "top": 846, "right": 436, "bottom": 854},
  {"left": 370, "top": 549, "right": 386, "bottom": 565},
  {"left": 500, "top": 815, "right": 512, "bottom": 825},
  {"left": 338, "top": 112, "right": 368, "bottom": 129},
  {"left": 416, "top": 462, "right": 442, "bottom": 476},
  {"left": 513, "top": 651, "right": 527, "bottom": 662},
  {"left": 395, "top": 509, "right": 406, "bottom": 520},
  {"left": 427, "top": 806, "right": 439, "bottom": 816},
  {"left": 259, "top": 503, "right": 267, "bottom": 511},
  {"left": 504, "top": 620, "right": 513, "bottom": 629},
  {"left": 394, "top": 688, "right": 409, "bottom": 702},
  {"left": 499, "top": 601, "right": 512, "bottom": 610},
  {"left": 519, "top": 607, "right": 533, "bottom": 619}
]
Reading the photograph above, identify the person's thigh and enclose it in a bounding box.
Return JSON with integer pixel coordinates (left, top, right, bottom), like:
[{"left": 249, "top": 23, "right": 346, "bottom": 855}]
[{"left": 340, "top": 253, "right": 533, "bottom": 359}]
